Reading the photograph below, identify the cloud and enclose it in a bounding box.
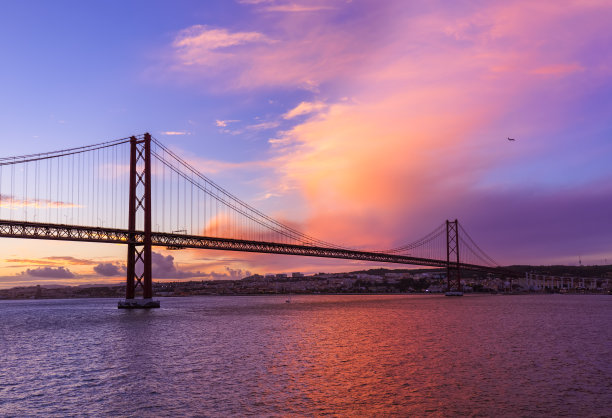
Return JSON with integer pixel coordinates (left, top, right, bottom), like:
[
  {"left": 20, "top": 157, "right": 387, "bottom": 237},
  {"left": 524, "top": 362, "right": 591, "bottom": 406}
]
[
  {"left": 173, "top": 25, "right": 270, "bottom": 69},
  {"left": 154, "top": 0, "right": 612, "bottom": 269},
  {"left": 152, "top": 251, "right": 207, "bottom": 278},
  {"left": 167, "top": 0, "right": 612, "bottom": 93},
  {"left": 250, "top": 0, "right": 612, "bottom": 264},
  {"left": 6, "top": 256, "right": 98, "bottom": 267},
  {"left": 530, "top": 63, "right": 585, "bottom": 76},
  {"left": 237, "top": 0, "right": 274, "bottom": 5},
  {"left": 20, "top": 267, "right": 75, "bottom": 278},
  {"left": 283, "top": 101, "right": 326, "bottom": 119},
  {"left": 181, "top": 246, "right": 384, "bottom": 277},
  {"left": 5, "top": 258, "right": 60, "bottom": 266},
  {"left": 265, "top": 4, "right": 336, "bottom": 13},
  {"left": 216, "top": 119, "right": 239, "bottom": 127},
  {"left": 166, "top": 7, "right": 376, "bottom": 90},
  {"left": 93, "top": 263, "right": 125, "bottom": 276},
  {"left": 247, "top": 121, "right": 280, "bottom": 130},
  {"left": 5, "top": 256, "right": 105, "bottom": 267},
  {"left": 45, "top": 256, "right": 98, "bottom": 265},
  {"left": 448, "top": 182, "right": 612, "bottom": 265},
  {"left": 150, "top": 251, "right": 252, "bottom": 280},
  {"left": 175, "top": 25, "right": 268, "bottom": 50},
  {"left": 152, "top": 252, "right": 180, "bottom": 277},
  {"left": 268, "top": 137, "right": 292, "bottom": 147},
  {"left": 0, "top": 195, "right": 80, "bottom": 209},
  {"left": 238, "top": 0, "right": 340, "bottom": 12},
  {"left": 161, "top": 131, "right": 191, "bottom": 136},
  {"left": 208, "top": 266, "right": 252, "bottom": 280}
]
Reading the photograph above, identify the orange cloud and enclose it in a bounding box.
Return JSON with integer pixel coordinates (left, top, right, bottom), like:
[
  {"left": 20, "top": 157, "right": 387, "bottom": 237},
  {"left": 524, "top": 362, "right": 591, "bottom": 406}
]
[
  {"left": 530, "top": 63, "right": 585, "bottom": 76},
  {"left": 45, "top": 256, "right": 98, "bottom": 265},
  {"left": 154, "top": 0, "right": 612, "bottom": 269},
  {"left": 268, "top": 95, "right": 495, "bottom": 248},
  {"left": 249, "top": 0, "right": 612, "bottom": 253},
  {"left": 5, "top": 256, "right": 108, "bottom": 273},
  {"left": 0, "top": 195, "right": 80, "bottom": 209}
]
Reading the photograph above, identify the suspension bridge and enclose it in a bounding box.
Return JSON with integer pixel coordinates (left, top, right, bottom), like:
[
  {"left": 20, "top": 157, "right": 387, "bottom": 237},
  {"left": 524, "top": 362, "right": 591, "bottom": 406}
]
[{"left": 0, "top": 133, "right": 510, "bottom": 307}]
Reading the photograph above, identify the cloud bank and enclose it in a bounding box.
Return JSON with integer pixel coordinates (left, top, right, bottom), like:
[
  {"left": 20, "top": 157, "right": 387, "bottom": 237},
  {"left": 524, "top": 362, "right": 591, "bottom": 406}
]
[
  {"left": 20, "top": 267, "right": 76, "bottom": 279},
  {"left": 162, "top": 0, "right": 612, "bottom": 265}
]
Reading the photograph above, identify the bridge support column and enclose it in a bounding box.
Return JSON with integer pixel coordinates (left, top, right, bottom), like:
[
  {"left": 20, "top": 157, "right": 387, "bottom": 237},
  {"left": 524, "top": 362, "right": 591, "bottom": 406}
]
[
  {"left": 119, "top": 133, "right": 159, "bottom": 309},
  {"left": 445, "top": 219, "right": 462, "bottom": 296}
]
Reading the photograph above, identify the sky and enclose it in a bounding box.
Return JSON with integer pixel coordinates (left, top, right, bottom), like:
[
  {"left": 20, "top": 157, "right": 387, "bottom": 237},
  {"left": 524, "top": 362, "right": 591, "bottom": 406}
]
[{"left": 1, "top": 0, "right": 611, "bottom": 288}]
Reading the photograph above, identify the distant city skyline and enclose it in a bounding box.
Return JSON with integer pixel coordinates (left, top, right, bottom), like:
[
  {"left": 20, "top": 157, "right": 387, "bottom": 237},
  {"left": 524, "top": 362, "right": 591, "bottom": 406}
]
[{"left": 1, "top": 0, "right": 612, "bottom": 287}]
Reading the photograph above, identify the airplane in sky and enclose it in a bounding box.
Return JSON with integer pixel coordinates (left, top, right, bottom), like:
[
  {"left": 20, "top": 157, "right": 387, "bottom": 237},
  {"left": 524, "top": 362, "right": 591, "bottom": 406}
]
[{"left": 507, "top": 137, "right": 516, "bottom": 141}]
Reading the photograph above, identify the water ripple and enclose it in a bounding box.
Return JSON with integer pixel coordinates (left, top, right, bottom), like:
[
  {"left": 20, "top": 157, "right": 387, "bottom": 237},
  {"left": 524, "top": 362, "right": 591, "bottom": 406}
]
[{"left": 1, "top": 295, "right": 611, "bottom": 416}]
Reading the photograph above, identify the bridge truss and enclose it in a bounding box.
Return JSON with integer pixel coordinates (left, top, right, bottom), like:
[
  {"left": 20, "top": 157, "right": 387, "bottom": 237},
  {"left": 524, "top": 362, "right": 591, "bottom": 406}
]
[
  {"left": 0, "top": 133, "right": 510, "bottom": 307},
  {"left": 0, "top": 219, "right": 502, "bottom": 273}
]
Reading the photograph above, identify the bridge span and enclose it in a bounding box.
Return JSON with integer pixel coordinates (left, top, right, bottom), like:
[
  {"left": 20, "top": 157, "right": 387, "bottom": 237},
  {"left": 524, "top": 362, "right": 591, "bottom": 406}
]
[
  {"left": 0, "top": 133, "right": 508, "bottom": 307},
  {"left": 0, "top": 219, "right": 502, "bottom": 273}
]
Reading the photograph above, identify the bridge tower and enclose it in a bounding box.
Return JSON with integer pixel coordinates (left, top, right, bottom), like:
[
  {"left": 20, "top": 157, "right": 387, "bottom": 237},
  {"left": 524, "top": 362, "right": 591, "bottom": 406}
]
[
  {"left": 446, "top": 219, "right": 462, "bottom": 294},
  {"left": 118, "top": 133, "right": 159, "bottom": 309}
]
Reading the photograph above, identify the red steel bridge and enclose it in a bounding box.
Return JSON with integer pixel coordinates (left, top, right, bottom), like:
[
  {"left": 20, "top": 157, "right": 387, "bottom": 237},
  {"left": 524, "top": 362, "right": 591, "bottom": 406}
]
[{"left": 0, "top": 134, "right": 510, "bottom": 307}]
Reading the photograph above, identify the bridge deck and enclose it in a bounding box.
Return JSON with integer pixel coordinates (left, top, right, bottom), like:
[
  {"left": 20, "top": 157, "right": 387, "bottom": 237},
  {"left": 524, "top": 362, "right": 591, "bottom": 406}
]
[{"left": 0, "top": 220, "right": 504, "bottom": 273}]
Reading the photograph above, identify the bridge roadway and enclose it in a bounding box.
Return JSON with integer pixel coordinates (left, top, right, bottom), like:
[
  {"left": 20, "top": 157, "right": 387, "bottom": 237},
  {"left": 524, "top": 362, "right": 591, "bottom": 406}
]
[{"left": 0, "top": 220, "right": 503, "bottom": 274}]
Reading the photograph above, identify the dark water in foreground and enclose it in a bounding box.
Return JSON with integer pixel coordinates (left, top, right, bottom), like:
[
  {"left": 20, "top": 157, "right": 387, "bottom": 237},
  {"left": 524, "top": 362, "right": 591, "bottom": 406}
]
[{"left": 1, "top": 295, "right": 611, "bottom": 416}]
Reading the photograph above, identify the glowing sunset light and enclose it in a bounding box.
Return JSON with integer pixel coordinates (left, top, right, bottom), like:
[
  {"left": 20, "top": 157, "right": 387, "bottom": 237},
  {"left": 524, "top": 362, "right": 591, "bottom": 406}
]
[
  {"left": 0, "top": 0, "right": 611, "bottom": 287},
  {"left": 0, "top": 196, "right": 81, "bottom": 210}
]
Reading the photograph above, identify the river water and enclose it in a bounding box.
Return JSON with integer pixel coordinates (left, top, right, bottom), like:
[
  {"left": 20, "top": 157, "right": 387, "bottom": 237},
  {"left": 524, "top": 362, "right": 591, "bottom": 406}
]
[{"left": 1, "top": 294, "right": 611, "bottom": 416}]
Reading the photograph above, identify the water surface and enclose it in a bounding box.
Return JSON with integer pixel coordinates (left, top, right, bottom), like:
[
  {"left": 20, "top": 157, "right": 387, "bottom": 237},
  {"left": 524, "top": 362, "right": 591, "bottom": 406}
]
[{"left": 1, "top": 295, "right": 611, "bottom": 416}]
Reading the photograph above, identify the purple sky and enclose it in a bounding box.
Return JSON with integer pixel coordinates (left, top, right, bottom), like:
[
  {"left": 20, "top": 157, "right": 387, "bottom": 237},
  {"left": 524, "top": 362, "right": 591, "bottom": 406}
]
[{"left": 1, "top": 0, "right": 611, "bottom": 287}]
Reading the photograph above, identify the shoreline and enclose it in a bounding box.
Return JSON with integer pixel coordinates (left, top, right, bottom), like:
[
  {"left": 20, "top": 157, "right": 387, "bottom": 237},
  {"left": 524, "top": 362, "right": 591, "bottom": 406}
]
[{"left": 1, "top": 290, "right": 609, "bottom": 302}]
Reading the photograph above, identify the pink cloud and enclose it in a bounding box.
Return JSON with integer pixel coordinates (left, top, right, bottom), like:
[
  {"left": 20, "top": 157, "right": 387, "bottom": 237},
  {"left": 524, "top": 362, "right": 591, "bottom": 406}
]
[
  {"left": 161, "top": 131, "right": 191, "bottom": 136},
  {"left": 0, "top": 195, "right": 81, "bottom": 209},
  {"left": 239, "top": 0, "right": 342, "bottom": 13},
  {"left": 256, "top": 0, "right": 612, "bottom": 262},
  {"left": 159, "top": 0, "right": 612, "bottom": 268},
  {"left": 215, "top": 119, "right": 239, "bottom": 127},
  {"left": 283, "top": 101, "right": 327, "bottom": 119},
  {"left": 530, "top": 63, "right": 585, "bottom": 76},
  {"left": 173, "top": 25, "right": 270, "bottom": 66},
  {"left": 265, "top": 4, "right": 336, "bottom": 13},
  {"left": 166, "top": 6, "right": 386, "bottom": 90}
]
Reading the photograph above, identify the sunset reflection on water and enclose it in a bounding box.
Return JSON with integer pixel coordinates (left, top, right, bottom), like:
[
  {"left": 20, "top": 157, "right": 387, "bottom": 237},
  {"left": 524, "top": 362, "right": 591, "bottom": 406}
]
[{"left": 1, "top": 295, "right": 611, "bottom": 416}]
